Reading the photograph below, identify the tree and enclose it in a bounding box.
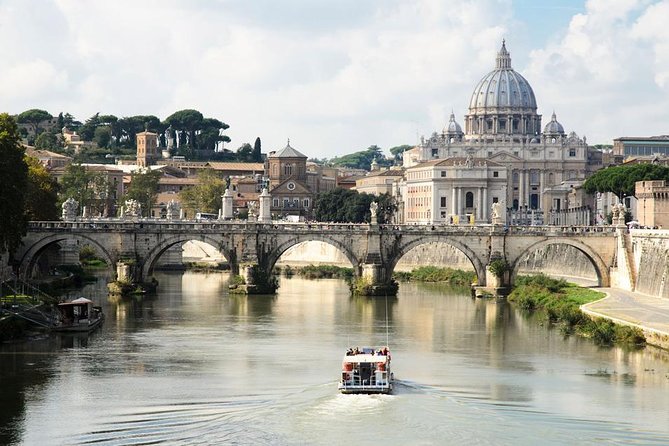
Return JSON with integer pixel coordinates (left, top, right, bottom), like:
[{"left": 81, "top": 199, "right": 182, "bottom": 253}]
[
  {"left": 330, "top": 145, "right": 390, "bottom": 170},
  {"left": 0, "top": 113, "right": 28, "bottom": 254},
  {"left": 59, "top": 163, "right": 96, "bottom": 213},
  {"left": 78, "top": 113, "right": 100, "bottom": 141},
  {"left": 124, "top": 168, "right": 162, "bottom": 217},
  {"left": 94, "top": 126, "right": 112, "bottom": 148},
  {"left": 117, "top": 115, "right": 161, "bottom": 149},
  {"left": 163, "top": 109, "right": 204, "bottom": 152},
  {"left": 375, "top": 193, "right": 397, "bottom": 224},
  {"left": 16, "top": 109, "right": 52, "bottom": 138},
  {"left": 179, "top": 168, "right": 225, "bottom": 215},
  {"left": 24, "top": 156, "right": 59, "bottom": 221},
  {"left": 253, "top": 137, "right": 262, "bottom": 162},
  {"left": 389, "top": 144, "right": 412, "bottom": 162},
  {"left": 583, "top": 163, "right": 669, "bottom": 200},
  {"left": 313, "top": 188, "right": 376, "bottom": 223},
  {"left": 34, "top": 132, "right": 59, "bottom": 150},
  {"left": 199, "top": 117, "right": 231, "bottom": 152},
  {"left": 236, "top": 143, "right": 253, "bottom": 162}
]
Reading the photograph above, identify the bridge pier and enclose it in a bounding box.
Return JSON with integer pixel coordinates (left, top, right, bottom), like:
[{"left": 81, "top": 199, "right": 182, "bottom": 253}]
[
  {"left": 230, "top": 263, "right": 278, "bottom": 295},
  {"left": 353, "top": 263, "right": 399, "bottom": 296}
]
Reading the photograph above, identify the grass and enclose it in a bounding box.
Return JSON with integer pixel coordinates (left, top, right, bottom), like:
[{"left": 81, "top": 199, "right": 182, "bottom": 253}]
[
  {"left": 509, "top": 274, "right": 645, "bottom": 348},
  {"left": 393, "top": 266, "right": 476, "bottom": 287},
  {"left": 276, "top": 264, "right": 354, "bottom": 280}
]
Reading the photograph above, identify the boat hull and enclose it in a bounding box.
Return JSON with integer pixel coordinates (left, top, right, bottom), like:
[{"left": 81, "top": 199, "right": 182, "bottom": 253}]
[
  {"left": 338, "top": 384, "right": 393, "bottom": 395},
  {"left": 54, "top": 315, "right": 104, "bottom": 333}
]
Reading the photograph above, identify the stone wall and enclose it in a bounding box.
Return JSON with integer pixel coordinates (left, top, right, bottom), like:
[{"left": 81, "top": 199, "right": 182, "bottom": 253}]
[
  {"left": 632, "top": 231, "right": 669, "bottom": 298},
  {"left": 515, "top": 244, "right": 598, "bottom": 282}
]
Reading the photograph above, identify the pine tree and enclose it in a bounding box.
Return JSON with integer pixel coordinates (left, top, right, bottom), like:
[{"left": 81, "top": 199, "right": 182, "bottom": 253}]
[{"left": 0, "top": 114, "right": 28, "bottom": 254}]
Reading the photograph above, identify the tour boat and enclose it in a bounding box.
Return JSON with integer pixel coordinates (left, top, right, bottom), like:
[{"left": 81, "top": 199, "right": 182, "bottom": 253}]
[
  {"left": 338, "top": 347, "right": 393, "bottom": 394},
  {"left": 54, "top": 297, "right": 104, "bottom": 332}
]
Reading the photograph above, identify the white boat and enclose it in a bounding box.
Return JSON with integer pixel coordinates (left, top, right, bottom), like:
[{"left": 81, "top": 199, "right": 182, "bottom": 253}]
[
  {"left": 55, "top": 297, "right": 104, "bottom": 332},
  {"left": 338, "top": 347, "right": 393, "bottom": 394}
]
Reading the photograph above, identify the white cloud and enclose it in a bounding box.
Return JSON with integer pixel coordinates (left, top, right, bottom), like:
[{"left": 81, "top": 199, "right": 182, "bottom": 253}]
[{"left": 2, "top": 0, "right": 668, "bottom": 156}]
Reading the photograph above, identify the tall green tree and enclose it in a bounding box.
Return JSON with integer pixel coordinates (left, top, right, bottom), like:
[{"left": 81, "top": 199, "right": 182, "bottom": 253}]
[
  {"left": 313, "top": 188, "right": 376, "bottom": 223},
  {"left": 34, "top": 132, "right": 59, "bottom": 150},
  {"left": 93, "top": 126, "right": 112, "bottom": 148},
  {"left": 117, "top": 115, "right": 161, "bottom": 148},
  {"left": 24, "top": 156, "right": 59, "bottom": 221},
  {"left": 59, "top": 163, "right": 96, "bottom": 213},
  {"left": 163, "top": 109, "right": 204, "bottom": 151},
  {"left": 330, "top": 145, "right": 390, "bottom": 170},
  {"left": 253, "top": 137, "right": 262, "bottom": 162},
  {"left": 124, "top": 168, "right": 162, "bottom": 217},
  {"left": 583, "top": 163, "right": 669, "bottom": 200},
  {"left": 236, "top": 143, "right": 254, "bottom": 162},
  {"left": 389, "top": 144, "right": 412, "bottom": 162},
  {"left": 16, "top": 109, "right": 52, "bottom": 138},
  {"left": 0, "top": 114, "right": 28, "bottom": 254},
  {"left": 179, "top": 168, "right": 225, "bottom": 214}
]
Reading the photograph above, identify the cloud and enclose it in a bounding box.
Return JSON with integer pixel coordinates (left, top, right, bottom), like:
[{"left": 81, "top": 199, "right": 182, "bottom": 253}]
[{"left": 2, "top": 0, "right": 668, "bottom": 156}]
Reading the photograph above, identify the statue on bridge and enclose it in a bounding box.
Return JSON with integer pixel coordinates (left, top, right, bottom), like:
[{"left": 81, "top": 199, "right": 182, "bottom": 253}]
[
  {"left": 247, "top": 201, "right": 258, "bottom": 221},
  {"left": 166, "top": 200, "right": 181, "bottom": 220},
  {"left": 369, "top": 201, "right": 378, "bottom": 224},
  {"left": 491, "top": 201, "right": 502, "bottom": 225},
  {"left": 123, "top": 199, "right": 142, "bottom": 218},
  {"left": 61, "top": 198, "right": 79, "bottom": 221}
]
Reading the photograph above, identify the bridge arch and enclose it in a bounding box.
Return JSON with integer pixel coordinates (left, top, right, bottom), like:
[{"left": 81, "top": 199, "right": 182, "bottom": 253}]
[
  {"left": 17, "top": 233, "right": 115, "bottom": 279},
  {"left": 141, "top": 234, "right": 230, "bottom": 281},
  {"left": 510, "top": 238, "right": 610, "bottom": 287},
  {"left": 387, "top": 236, "right": 487, "bottom": 286},
  {"left": 265, "top": 235, "right": 361, "bottom": 274}
]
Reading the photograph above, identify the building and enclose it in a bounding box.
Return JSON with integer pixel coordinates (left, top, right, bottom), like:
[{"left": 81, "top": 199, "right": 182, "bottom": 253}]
[
  {"left": 613, "top": 136, "right": 669, "bottom": 160},
  {"left": 402, "top": 41, "right": 602, "bottom": 224},
  {"left": 267, "top": 141, "right": 313, "bottom": 218},
  {"left": 136, "top": 131, "right": 160, "bottom": 167},
  {"left": 354, "top": 167, "right": 405, "bottom": 196},
  {"left": 25, "top": 147, "right": 72, "bottom": 170},
  {"left": 636, "top": 180, "right": 669, "bottom": 228}
]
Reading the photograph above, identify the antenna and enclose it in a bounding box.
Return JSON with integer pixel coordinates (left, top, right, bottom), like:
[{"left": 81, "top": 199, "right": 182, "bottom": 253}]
[{"left": 385, "top": 295, "right": 389, "bottom": 348}]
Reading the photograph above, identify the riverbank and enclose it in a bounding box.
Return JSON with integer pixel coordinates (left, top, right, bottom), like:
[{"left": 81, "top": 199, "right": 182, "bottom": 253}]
[{"left": 508, "top": 275, "right": 646, "bottom": 348}]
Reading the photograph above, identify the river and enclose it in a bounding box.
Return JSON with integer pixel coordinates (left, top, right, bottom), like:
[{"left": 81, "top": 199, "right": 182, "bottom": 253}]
[{"left": 1, "top": 271, "right": 669, "bottom": 445}]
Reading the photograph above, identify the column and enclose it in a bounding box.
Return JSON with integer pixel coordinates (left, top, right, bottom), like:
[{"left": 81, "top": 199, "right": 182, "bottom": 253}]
[
  {"left": 476, "top": 188, "right": 482, "bottom": 220},
  {"left": 518, "top": 170, "right": 525, "bottom": 208},
  {"left": 540, "top": 171, "right": 546, "bottom": 210},
  {"left": 457, "top": 187, "right": 463, "bottom": 217},
  {"left": 482, "top": 188, "right": 488, "bottom": 221},
  {"left": 451, "top": 186, "right": 457, "bottom": 217}
]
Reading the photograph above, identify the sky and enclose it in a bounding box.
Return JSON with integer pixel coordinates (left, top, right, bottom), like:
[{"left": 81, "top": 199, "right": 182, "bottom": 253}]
[{"left": 1, "top": 0, "right": 668, "bottom": 158}]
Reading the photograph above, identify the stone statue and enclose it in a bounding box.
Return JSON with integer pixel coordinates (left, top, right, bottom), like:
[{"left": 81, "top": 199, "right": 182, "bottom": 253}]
[
  {"left": 247, "top": 201, "right": 257, "bottom": 220},
  {"left": 123, "top": 199, "right": 142, "bottom": 218},
  {"left": 465, "top": 154, "right": 474, "bottom": 168},
  {"left": 165, "top": 125, "right": 174, "bottom": 150},
  {"left": 166, "top": 200, "right": 181, "bottom": 220},
  {"left": 491, "top": 202, "right": 501, "bottom": 219},
  {"left": 61, "top": 198, "right": 78, "bottom": 221},
  {"left": 370, "top": 201, "right": 378, "bottom": 223}
]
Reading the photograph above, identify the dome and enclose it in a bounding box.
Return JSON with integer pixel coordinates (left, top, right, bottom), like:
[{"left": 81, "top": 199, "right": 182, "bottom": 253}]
[
  {"left": 444, "top": 112, "right": 463, "bottom": 135},
  {"left": 543, "top": 112, "right": 565, "bottom": 135},
  {"left": 468, "top": 41, "right": 538, "bottom": 112}
]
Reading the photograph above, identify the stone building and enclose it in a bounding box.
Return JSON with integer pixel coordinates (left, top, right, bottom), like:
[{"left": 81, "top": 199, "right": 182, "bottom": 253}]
[
  {"left": 402, "top": 41, "right": 602, "bottom": 224},
  {"left": 636, "top": 180, "right": 669, "bottom": 228},
  {"left": 267, "top": 141, "right": 313, "bottom": 218},
  {"left": 136, "top": 131, "right": 160, "bottom": 167}
]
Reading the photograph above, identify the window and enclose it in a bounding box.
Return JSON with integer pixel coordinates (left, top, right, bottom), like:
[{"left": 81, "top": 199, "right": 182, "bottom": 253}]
[
  {"left": 284, "top": 164, "right": 293, "bottom": 175},
  {"left": 440, "top": 197, "right": 447, "bottom": 207},
  {"left": 493, "top": 171, "right": 499, "bottom": 178},
  {"left": 465, "top": 192, "right": 474, "bottom": 208},
  {"left": 273, "top": 198, "right": 279, "bottom": 207},
  {"left": 283, "top": 198, "right": 289, "bottom": 208},
  {"left": 432, "top": 148, "right": 438, "bottom": 157},
  {"left": 441, "top": 171, "right": 446, "bottom": 177},
  {"left": 303, "top": 198, "right": 310, "bottom": 208},
  {"left": 492, "top": 197, "right": 498, "bottom": 203},
  {"left": 569, "top": 148, "right": 576, "bottom": 157}
]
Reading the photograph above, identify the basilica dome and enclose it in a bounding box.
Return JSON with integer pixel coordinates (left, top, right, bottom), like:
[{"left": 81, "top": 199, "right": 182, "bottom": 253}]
[
  {"left": 543, "top": 112, "right": 565, "bottom": 135},
  {"left": 464, "top": 41, "right": 542, "bottom": 139},
  {"left": 444, "top": 112, "right": 463, "bottom": 135}
]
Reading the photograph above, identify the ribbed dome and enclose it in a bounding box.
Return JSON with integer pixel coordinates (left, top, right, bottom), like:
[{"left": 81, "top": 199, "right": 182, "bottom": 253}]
[
  {"left": 444, "top": 112, "right": 463, "bottom": 135},
  {"left": 468, "top": 41, "right": 537, "bottom": 111},
  {"left": 543, "top": 112, "right": 565, "bottom": 135}
]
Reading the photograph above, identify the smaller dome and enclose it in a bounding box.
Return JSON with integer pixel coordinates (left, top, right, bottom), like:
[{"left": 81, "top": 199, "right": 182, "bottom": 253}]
[
  {"left": 543, "top": 112, "right": 565, "bottom": 135},
  {"left": 444, "top": 112, "right": 463, "bottom": 135}
]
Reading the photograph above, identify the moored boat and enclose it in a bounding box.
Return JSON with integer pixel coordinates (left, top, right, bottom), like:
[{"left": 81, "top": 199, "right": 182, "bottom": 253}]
[
  {"left": 54, "top": 297, "right": 104, "bottom": 332},
  {"left": 338, "top": 347, "right": 393, "bottom": 394}
]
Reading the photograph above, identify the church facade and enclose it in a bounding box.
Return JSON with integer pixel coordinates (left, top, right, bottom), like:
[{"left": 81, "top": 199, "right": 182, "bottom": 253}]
[{"left": 403, "top": 41, "right": 602, "bottom": 224}]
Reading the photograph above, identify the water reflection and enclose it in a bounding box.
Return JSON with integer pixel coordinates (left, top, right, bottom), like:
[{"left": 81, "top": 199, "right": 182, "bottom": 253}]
[{"left": 1, "top": 272, "right": 668, "bottom": 445}]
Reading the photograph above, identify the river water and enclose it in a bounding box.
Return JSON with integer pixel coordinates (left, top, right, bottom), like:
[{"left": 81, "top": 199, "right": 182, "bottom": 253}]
[{"left": 1, "top": 272, "right": 669, "bottom": 445}]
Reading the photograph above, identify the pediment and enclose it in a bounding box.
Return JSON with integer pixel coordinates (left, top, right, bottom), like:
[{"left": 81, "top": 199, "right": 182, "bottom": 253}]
[{"left": 488, "top": 151, "right": 523, "bottom": 162}]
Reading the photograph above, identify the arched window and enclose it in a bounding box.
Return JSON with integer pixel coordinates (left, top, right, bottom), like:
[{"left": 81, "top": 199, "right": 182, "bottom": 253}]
[
  {"left": 465, "top": 192, "right": 474, "bottom": 208},
  {"left": 284, "top": 164, "right": 293, "bottom": 175},
  {"left": 548, "top": 172, "right": 554, "bottom": 185}
]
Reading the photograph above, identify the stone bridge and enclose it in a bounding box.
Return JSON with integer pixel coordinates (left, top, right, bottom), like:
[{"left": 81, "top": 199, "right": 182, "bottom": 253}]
[{"left": 13, "top": 221, "right": 626, "bottom": 295}]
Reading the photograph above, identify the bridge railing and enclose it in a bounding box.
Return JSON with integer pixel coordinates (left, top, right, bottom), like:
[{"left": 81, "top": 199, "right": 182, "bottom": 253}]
[{"left": 27, "top": 220, "right": 618, "bottom": 235}]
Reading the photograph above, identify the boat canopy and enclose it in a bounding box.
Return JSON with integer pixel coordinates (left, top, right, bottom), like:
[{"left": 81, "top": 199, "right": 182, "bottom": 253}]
[
  {"left": 59, "top": 297, "right": 93, "bottom": 306},
  {"left": 342, "top": 354, "right": 387, "bottom": 363}
]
